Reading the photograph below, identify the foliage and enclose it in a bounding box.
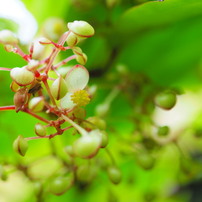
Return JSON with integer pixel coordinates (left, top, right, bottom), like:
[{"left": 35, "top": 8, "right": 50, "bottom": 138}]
[{"left": 1, "top": 0, "right": 202, "bottom": 202}]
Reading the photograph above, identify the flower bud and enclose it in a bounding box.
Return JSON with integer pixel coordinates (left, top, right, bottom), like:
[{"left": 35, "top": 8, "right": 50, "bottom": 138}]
[
  {"left": 95, "top": 103, "right": 110, "bottom": 117},
  {"left": 73, "top": 47, "right": 83, "bottom": 56},
  {"left": 0, "top": 165, "right": 8, "bottom": 181},
  {"left": 27, "top": 59, "right": 39, "bottom": 71},
  {"left": 76, "top": 165, "right": 97, "bottom": 183},
  {"left": 73, "top": 129, "right": 102, "bottom": 158},
  {"left": 28, "top": 97, "right": 44, "bottom": 112},
  {"left": 76, "top": 53, "right": 87, "bottom": 65},
  {"left": 66, "top": 32, "right": 78, "bottom": 47},
  {"left": 10, "top": 67, "right": 35, "bottom": 86},
  {"left": 0, "top": 30, "right": 18, "bottom": 45},
  {"left": 107, "top": 166, "right": 122, "bottom": 185},
  {"left": 49, "top": 175, "right": 73, "bottom": 195},
  {"left": 154, "top": 91, "right": 177, "bottom": 110},
  {"left": 64, "top": 145, "right": 75, "bottom": 157},
  {"left": 35, "top": 123, "right": 47, "bottom": 137},
  {"left": 157, "top": 126, "right": 170, "bottom": 136},
  {"left": 86, "top": 116, "right": 107, "bottom": 130},
  {"left": 10, "top": 81, "right": 20, "bottom": 92},
  {"left": 136, "top": 153, "right": 155, "bottom": 170},
  {"left": 67, "top": 21, "right": 95, "bottom": 38},
  {"left": 43, "top": 18, "right": 66, "bottom": 41},
  {"left": 100, "top": 131, "right": 108, "bottom": 148},
  {"left": 14, "top": 88, "right": 28, "bottom": 112},
  {"left": 50, "top": 76, "right": 68, "bottom": 100},
  {"left": 13, "top": 135, "right": 28, "bottom": 156}
]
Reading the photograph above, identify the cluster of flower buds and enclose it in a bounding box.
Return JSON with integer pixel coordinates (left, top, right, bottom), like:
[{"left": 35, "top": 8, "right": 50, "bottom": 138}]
[{"left": 0, "top": 20, "right": 122, "bottom": 193}]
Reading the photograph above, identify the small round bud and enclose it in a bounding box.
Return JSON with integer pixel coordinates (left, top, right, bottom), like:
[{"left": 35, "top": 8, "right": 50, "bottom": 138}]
[
  {"left": 35, "top": 123, "right": 47, "bottom": 137},
  {"left": 10, "top": 67, "right": 35, "bottom": 86},
  {"left": 76, "top": 165, "right": 97, "bottom": 183},
  {"left": 95, "top": 103, "right": 110, "bottom": 117},
  {"left": 14, "top": 88, "right": 28, "bottom": 112},
  {"left": 27, "top": 60, "right": 39, "bottom": 71},
  {"left": 49, "top": 175, "right": 73, "bottom": 195},
  {"left": 0, "top": 165, "right": 8, "bottom": 181},
  {"left": 28, "top": 97, "right": 44, "bottom": 112},
  {"left": 68, "top": 21, "right": 95, "bottom": 38},
  {"left": 50, "top": 76, "right": 68, "bottom": 100},
  {"left": 100, "top": 131, "right": 108, "bottom": 148},
  {"left": 43, "top": 18, "right": 66, "bottom": 40},
  {"left": 107, "top": 166, "right": 122, "bottom": 185},
  {"left": 13, "top": 135, "right": 28, "bottom": 156},
  {"left": 154, "top": 91, "right": 177, "bottom": 110},
  {"left": 10, "top": 81, "right": 20, "bottom": 92},
  {"left": 70, "top": 107, "right": 86, "bottom": 120},
  {"left": 157, "top": 126, "right": 170, "bottom": 136},
  {"left": 136, "top": 153, "right": 155, "bottom": 170},
  {"left": 66, "top": 32, "right": 78, "bottom": 47},
  {"left": 73, "top": 129, "right": 102, "bottom": 158},
  {"left": 73, "top": 47, "right": 83, "bottom": 56},
  {"left": 86, "top": 116, "right": 107, "bottom": 130},
  {"left": 0, "top": 30, "right": 18, "bottom": 45},
  {"left": 76, "top": 53, "right": 87, "bottom": 65},
  {"left": 64, "top": 145, "right": 75, "bottom": 157}
]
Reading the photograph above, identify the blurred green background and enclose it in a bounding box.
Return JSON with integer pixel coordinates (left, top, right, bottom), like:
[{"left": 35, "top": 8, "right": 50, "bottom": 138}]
[{"left": 1, "top": 0, "right": 202, "bottom": 202}]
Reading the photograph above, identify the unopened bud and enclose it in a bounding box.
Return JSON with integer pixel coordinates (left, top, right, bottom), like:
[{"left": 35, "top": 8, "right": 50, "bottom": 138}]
[
  {"left": 0, "top": 30, "right": 18, "bottom": 45},
  {"left": 10, "top": 67, "right": 35, "bottom": 86},
  {"left": 10, "top": 81, "right": 20, "bottom": 92},
  {"left": 76, "top": 53, "right": 87, "bottom": 65},
  {"left": 28, "top": 97, "right": 44, "bottom": 112},
  {"left": 14, "top": 88, "right": 28, "bottom": 112},
  {"left": 67, "top": 21, "right": 95, "bottom": 38},
  {"left": 100, "top": 131, "right": 108, "bottom": 148},
  {"left": 13, "top": 135, "right": 28, "bottom": 156},
  {"left": 66, "top": 32, "right": 78, "bottom": 47},
  {"left": 50, "top": 76, "right": 68, "bottom": 100},
  {"left": 107, "top": 166, "right": 122, "bottom": 184},
  {"left": 64, "top": 145, "right": 75, "bottom": 157},
  {"left": 35, "top": 123, "right": 47, "bottom": 137}
]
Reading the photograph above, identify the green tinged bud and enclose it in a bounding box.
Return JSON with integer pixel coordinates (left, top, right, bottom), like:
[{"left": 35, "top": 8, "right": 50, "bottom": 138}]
[
  {"left": 154, "top": 91, "right": 177, "bottom": 110},
  {"left": 100, "top": 131, "right": 108, "bottom": 148},
  {"left": 76, "top": 53, "right": 87, "bottom": 65},
  {"left": 136, "top": 153, "right": 155, "bottom": 170},
  {"left": 76, "top": 165, "right": 97, "bottom": 183},
  {"left": 10, "top": 81, "right": 20, "bottom": 92},
  {"left": 28, "top": 97, "right": 44, "bottom": 112},
  {"left": 68, "top": 21, "right": 95, "bottom": 38},
  {"left": 10, "top": 67, "right": 35, "bottom": 86},
  {"left": 157, "top": 126, "right": 170, "bottom": 136},
  {"left": 49, "top": 175, "right": 73, "bottom": 195},
  {"left": 85, "top": 116, "right": 106, "bottom": 130},
  {"left": 50, "top": 76, "right": 68, "bottom": 100},
  {"left": 64, "top": 145, "right": 75, "bottom": 157},
  {"left": 0, "top": 30, "right": 18, "bottom": 45},
  {"left": 107, "top": 166, "right": 122, "bottom": 185},
  {"left": 35, "top": 123, "right": 47, "bottom": 137},
  {"left": 13, "top": 135, "right": 28, "bottom": 156},
  {"left": 73, "top": 130, "right": 102, "bottom": 158},
  {"left": 0, "top": 165, "right": 8, "bottom": 181},
  {"left": 66, "top": 32, "right": 78, "bottom": 47}
]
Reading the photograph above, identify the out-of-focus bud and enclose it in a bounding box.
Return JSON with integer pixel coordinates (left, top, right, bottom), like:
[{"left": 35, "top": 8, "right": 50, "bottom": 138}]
[
  {"left": 0, "top": 30, "right": 18, "bottom": 45},
  {"left": 43, "top": 18, "right": 66, "bottom": 41},
  {"left": 0, "top": 165, "right": 8, "bottom": 181},
  {"left": 10, "top": 67, "right": 35, "bottom": 86},
  {"left": 10, "top": 81, "right": 20, "bottom": 92},
  {"left": 14, "top": 88, "right": 28, "bottom": 112},
  {"left": 100, "top": 131, "right": 108, "bottom": 148},
  {"left": 154, "top": 91, "right": 177, "bottom": 110},
  {"left": 49, "top": 175, "right": 73, "bottom": 195},
  {"left": 107, "top": 166, "right": 122, "bottom": 184},
  {"left": 86, "top": 116, "right": 107, "bottom": 130},
  {"left": 35, "top": 123, "right": 47, "bottom": 137},
  {"left": 28, "top": 97, "right": 44, "bottom": 112},
  {"left": 73, "top": 129, "right": 102, "bottom": 158},
  {"left": 50, "top": 76, "right": 68, "bottom": 100},
  {"left": 64, "top": 145, "right": 75, "bottom": 157},
  {"left": 95, "top": 103, "right": 110, "bottom": 117},
  {"left": 13, "top": 135, "right": 28, "bottom": 156},
  {"left": 157, "top": 126, "right": 170, "bottom": 136},
  {"left": 67, "top": 21, "right": 95, "bottom": 38}
]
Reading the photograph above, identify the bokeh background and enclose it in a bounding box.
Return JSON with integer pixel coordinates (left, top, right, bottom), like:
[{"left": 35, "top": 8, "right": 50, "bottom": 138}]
[{"left": 1, "top": 0, "right": 202, "bottom": 202}]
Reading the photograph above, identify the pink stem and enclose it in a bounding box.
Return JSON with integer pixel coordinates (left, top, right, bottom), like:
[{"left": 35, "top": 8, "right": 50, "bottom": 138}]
[
  {"left": 24, "top": 108, "right": 50, "bottom": 124},
  {"left": 0, "top": 105, "right": 15, "bottom": 111},
  {"left": 0, "top": 67, "right": 12, "bottom": 71},
  {"left": 53, "top": 55, "right": 77, "bottom": 69}
]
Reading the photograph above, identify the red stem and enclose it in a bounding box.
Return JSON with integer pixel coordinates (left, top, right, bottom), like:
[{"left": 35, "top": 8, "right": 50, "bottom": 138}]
[
  {"left": 53, "top": 55, "right": 77, "bottom": 69},
  {"left": 24, "top": 108, "right": 50, "bottom": 124},
  {"left": 0, "top": 105, "right": 15, "bottom": 111}
]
